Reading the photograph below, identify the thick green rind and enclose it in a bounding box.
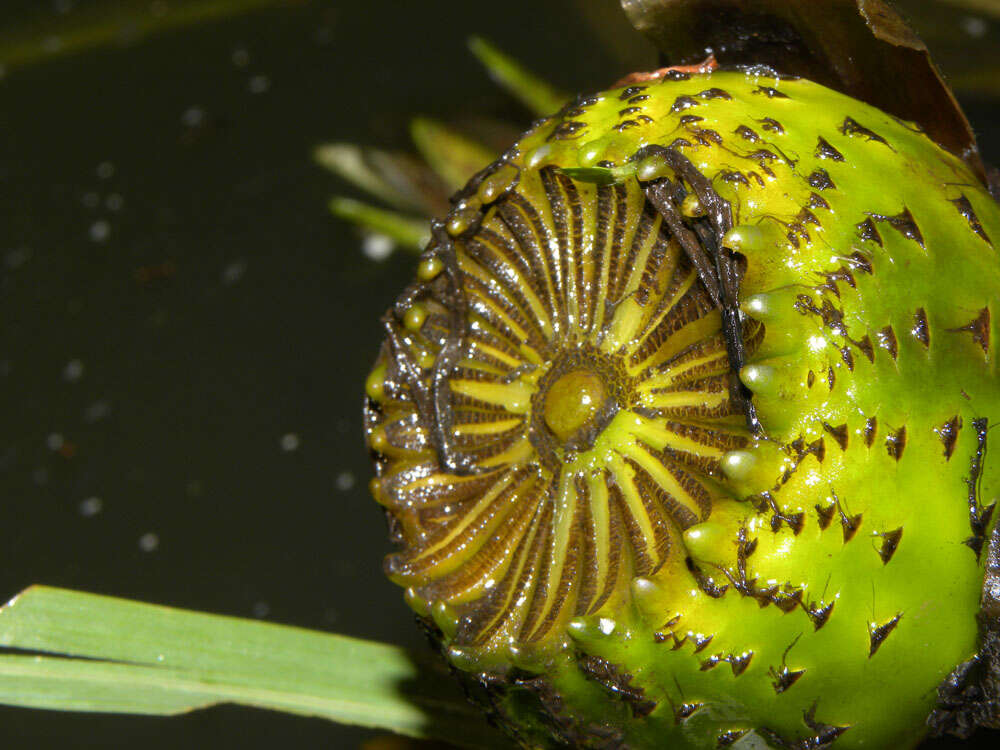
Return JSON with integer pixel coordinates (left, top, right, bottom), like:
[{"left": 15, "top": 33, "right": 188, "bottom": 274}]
[{"left": 453, "top": 71, "right": 1000, "bottom": 748}]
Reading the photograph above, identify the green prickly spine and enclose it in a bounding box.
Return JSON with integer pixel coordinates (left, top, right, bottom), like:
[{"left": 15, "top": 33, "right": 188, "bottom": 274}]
[{"left": 366, "top": 70, "right": 1000, "bottom": 748}]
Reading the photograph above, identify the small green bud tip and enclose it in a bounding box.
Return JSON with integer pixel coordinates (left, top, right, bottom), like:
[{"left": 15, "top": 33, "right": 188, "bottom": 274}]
[
  {"left": 365, "top": 364, "right": 386, "bottom": 401},
  {"left": 740, "top": 363, "right": 775, "bottom": 392},
  {"left": 635, "top": 154, "right": 671, "bottom": 182},
  {"left": 682, "top": 521, "right": 727, "bottom": 562},
  {"left": 417, "top": 256, "right": 444, "bottom": 281},
  {"left": 446, "top": 201, "right": 481, "bottom": 236},
  {"left": 542, "top": 368, "right": 607, "bottom": 442},
  {"left": 526, "top": 143, "right": 554, "bottom": 169},
  {"left": 476, "top": 164, "right": 518, "bottom": 204},
  {"left": 720, "top": 449, "right": 757, "bottom": 481},
  {"left": 680, "top": 193, "right": 705, "bottom": 217},
  {"left": 742, "top": 293, "right": 771, "bottom": 319},
  {"left": 403, "top": 303, "right": 427, "bottom": 332},
  {"left": 432, "top": 600, "right": 459, "bottom": 639},
  {"left": 722, "top": 224, "right": 765, "bottom": 253}
]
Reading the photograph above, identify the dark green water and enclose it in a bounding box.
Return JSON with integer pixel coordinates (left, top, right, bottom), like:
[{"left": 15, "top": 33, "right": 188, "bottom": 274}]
[{"left": 0, "top": 1, "right": 998, "bottom": 748}]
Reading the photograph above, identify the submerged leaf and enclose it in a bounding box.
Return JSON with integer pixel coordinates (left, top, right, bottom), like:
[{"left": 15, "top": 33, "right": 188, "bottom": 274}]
[
  {"left": 329, "top": 198, "right": 430, "bottom": 252},
  {"left": 620, "top": 0, "right": 986, "bottom": 181},
  {"left": 467, "top": 36, "right": 569, "bottom": 116},
  {"left": 410, "top": 119, "right": 497, "bottom": 193}
]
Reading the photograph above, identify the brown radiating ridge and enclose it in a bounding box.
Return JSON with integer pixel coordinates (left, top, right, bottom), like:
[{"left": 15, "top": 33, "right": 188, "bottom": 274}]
[{"left": 366, "top": 168, "right": 756, "bottom": 653}]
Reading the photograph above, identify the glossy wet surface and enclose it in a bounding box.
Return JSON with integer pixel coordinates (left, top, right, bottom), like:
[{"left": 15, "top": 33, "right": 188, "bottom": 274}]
[{"left": 0, "top": 1, "right": 997, "bottom": 748}]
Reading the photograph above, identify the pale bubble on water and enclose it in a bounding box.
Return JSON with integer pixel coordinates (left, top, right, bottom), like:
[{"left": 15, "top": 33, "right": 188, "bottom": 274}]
[
  {"left": 221, "top": 259, "right": 247, "bottom": 285},
  {"left": 280, "top": 433, "right": 300, "bottom": 452},
  {"left": 96, "top": 161, "right": 115, "bottom": 180},
  {"left": 139, "top": 533, "right": 159, "bottom": 552},
  {"left": 79, "top": 497, "right": 103, "bottom": 517},
  {"left": 232, "top": 47, "right": 250, "bottom": 68},
  {"left": 46, "top": 433, "right": 64, "bottom": 451},
  {"left": 89, "top": 220, "right": 111, "bottom": 243},
  {"left": 84, "top": 400, "right": 111, "bottom": 422},
  {"left": 335, "top": 471, "right": 355, "bottom": 491},
  {"left": 253, "top": 601, "right": 270, "bottom": 618},
  {"left": 362, "top": 233, "right": 394, "bottom": 261},
  {"left": 63, "top": 359, "right": 84, "bottom": 382},
  {"left": 248, "top": 75, "right": 270, "bottom": 94}
]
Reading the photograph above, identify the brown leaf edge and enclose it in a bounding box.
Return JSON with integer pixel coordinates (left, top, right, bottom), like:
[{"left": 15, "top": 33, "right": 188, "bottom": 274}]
[{"left": 620, "top": 0, "right": 987, "bottom": 185}]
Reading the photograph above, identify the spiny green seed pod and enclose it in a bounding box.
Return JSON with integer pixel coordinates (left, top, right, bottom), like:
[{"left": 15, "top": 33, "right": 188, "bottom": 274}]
[{"left": 364, "top": 40, "right": 1000, "bottom": 750}]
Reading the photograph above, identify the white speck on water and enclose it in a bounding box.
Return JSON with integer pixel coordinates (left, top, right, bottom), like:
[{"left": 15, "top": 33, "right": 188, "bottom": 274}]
[
  {"left": 105, "top": 193, "right": 123, "bottom": 211},
  {"left": 335, "top": 471, "right": 355, "bottom": 491},
  {"left": 221, "top": 259, "right": 247, "bottom": 285},
  {"left": 89, "top": 220, "right": 111, "bottom": 243},
  {"left": 139, "top": 533, "right": 159, "bottom": 552},
  {"left": 181, "top": 106, "right": 205, "bottom": 127},
  {"left": 96, "top": 161, "right": 115, "bottom": 180},
  {"left": 63, "top": 359, "right": 84, "bottom": 382},
  {"left": 84, "top": 400, "right": 111, "bottom": 422},
  {"left": 362, "top": 233, "right": 394, "bottom": 261},
  {"left": 280, "top": 433, "right": 300, "bottom": 452},
  {"left": 247, "top": 74, "right": 270, "bottom": 94},
  {"left": 79, "top": 497, "right": 103, "bottom": 517},
  {"left": 962, "top": 16, "right": 988, "bottom": 38},
  {"left": 46, "top": 433, "right": 64, "bottom": 451},
  {"left": 5, "top": 247, "right": 31, "bottom": 269},
  {"left": 231, "top": 47, "right": 250, "bottom": 68},
  {"left": 252, "top": 601, "right": 270, "bottom": 618},
  {"left": 82, "top": 191, "right": 100, "bottom": 209}
]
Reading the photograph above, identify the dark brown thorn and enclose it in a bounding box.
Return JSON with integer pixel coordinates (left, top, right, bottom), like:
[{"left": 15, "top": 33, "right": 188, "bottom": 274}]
[
  {"left": 735, "top": 125, "right": 760, "bottom": 142},
  {"left": 839, "top": 507, "right": 862, "bottom": 543},
  {"left": 807, "top": 601, "right": 835, "bottom": 630},
  {"left": 759, "top": 117, "right": 784, "bottom": 133},
  {"left": 578, "top": 655, "right": 657, "bottom": 718},
  {"left": 885, "top": 426, "right": 907, "bottom": 461},
  {"left": 730, "top": 651, "right": 753, "bottom": 676},
  {"left": 869, "top": 208, "right": 925, "bottom": 248},
  {"left": 868, "top": 613, "right": 903, "bottom": 657},
  {"left": 808, "top": 169, "right": 835, "bottom": 190},
  {"left": 912, "top": 308, "right": 930, "bottom": 347},
  {"left": 815, "top": 137, "right": 844, "bottom": 161},
  {"left": 816, "top": 502, "right": 837, "bottom": 530},
  {"left": 822, "top": 423, "right": 849, "bottom": 450},
  {"left": 675, "top": 702, "right": 703, "bottom": 721},
  {"left": 770, "top": 665, "right": 806, "bottom": 694},
  {"left": 755, "top": 86, "right": 789, "bottom": 99},
  {"left": 877, "top": 527, "right": 903, "bottom": 564},
  {"left": 948, "top": 307, "right": 991, "bottom": 355},
  {"left": 951, "top": 195, "right": 992, "bottom": 244},
  {"left": 864, "top": 417, "right": 878, "bottom": 447},
  {"left": 671, "top": 95, "right": 700, "bottom": 112},
  {"left": 856, "top": 217, "right": 882, "bottom": 246},
  {"left": 936, "top": 416, "right": 963, "bottom": 460},
  {"left": 716, "top": 729, "right": 749, "bottom": 747},
  {"left": 876, "top": 325, "right": 898, "bottom": 360},
  {"left": 839, "top": 116, "right": 891, "bottom": 147}
]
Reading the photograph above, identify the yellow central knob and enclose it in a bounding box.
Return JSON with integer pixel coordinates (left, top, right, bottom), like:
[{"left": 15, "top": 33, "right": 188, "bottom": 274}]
[{"left": 543, "top": 369, "right": 607, "bottom": 442}]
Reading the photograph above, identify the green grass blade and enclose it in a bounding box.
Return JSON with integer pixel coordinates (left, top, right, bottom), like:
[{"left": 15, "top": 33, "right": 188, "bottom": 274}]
[
  {"left": 329, "top": 198, "right": 430, "bottom": 253},
  {"left": 467, "top": 37, "right": 567, "bottom": 116},
  {"left": 410, "top": 118, "right": 497, "bottom": 193},
  {"left": 0, "top": 586, "right": 506, "bottom": 748}
]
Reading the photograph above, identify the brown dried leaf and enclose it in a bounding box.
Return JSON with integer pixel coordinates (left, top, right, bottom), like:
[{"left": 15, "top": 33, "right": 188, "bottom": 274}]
[{"left": 620, "top": 0, "right": 986, "bottom": 182}]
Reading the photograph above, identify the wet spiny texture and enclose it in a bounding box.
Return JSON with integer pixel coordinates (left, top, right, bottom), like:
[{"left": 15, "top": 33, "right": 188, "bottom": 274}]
[{"left": 366, "top": 70, "right": 1000, "bottom": 749}]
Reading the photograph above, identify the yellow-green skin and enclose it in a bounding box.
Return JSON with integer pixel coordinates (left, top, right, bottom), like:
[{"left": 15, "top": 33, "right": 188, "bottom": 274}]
[{"left": 372, "top": 70, "right": 1000, "bottom": 749}]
